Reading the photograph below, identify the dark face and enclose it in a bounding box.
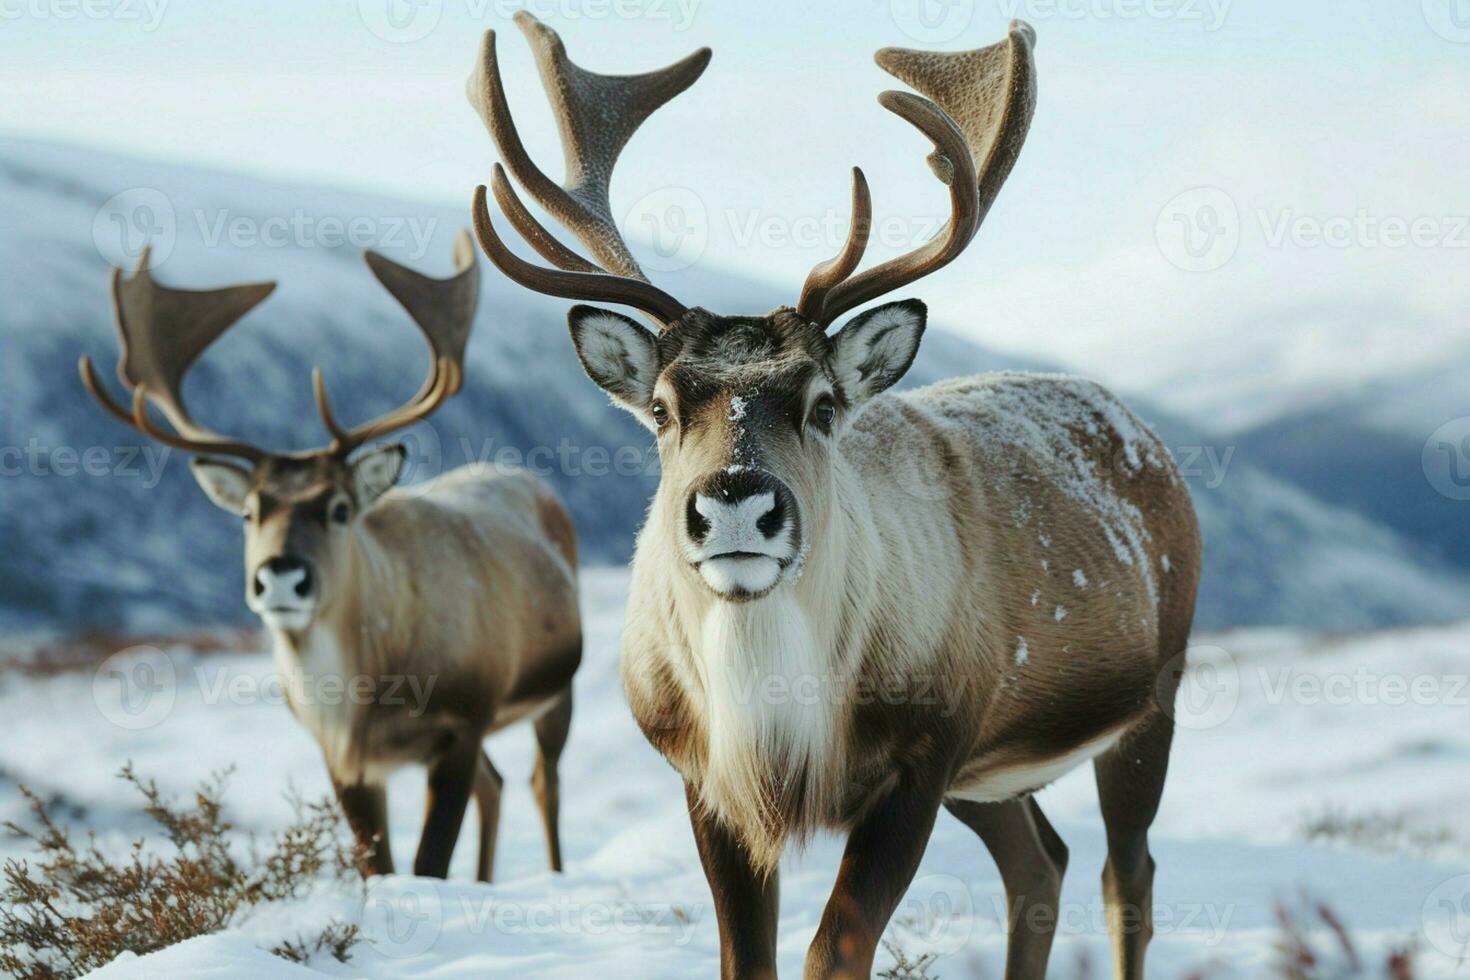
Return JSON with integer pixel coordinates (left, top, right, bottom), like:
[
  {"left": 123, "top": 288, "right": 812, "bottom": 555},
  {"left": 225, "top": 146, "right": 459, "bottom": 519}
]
[
  {"left": 567, "top": 300, "right": 926, "bottom": 602},
  {"left": 189, "top": 445, "right": 406, "bottom": 631}
]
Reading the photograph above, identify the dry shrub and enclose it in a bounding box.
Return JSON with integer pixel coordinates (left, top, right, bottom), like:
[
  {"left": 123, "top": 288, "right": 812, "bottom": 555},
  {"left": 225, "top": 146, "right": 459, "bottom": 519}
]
[
  {"left": 1273, "top": 894, "right": 1417, "bottom": 979},
  {"left": 878, "top": 938, "right": 940, "bottom": 980},
  {"left": 1300, "top": 806, "right": 1458, "bottom": 860},
  {"left": 270, "top": 919, "right": 361, "bottom": 964},
  {"left": 0, "top": 764, "right": 363, "bottom": 979},
  {"left": 885, "top": 893, "right": 1419, "bottom": 980}
]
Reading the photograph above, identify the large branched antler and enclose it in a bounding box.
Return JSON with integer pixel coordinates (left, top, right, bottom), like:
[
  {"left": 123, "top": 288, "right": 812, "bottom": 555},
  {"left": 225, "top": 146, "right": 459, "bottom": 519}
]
[
  {"left": 466, "top": 12, "right": 707, "bottom": 327},
  {"left": 313, "top": 229, "right": 480, "bottom": 455},
  {"left": 465, "top": 17, "right": 1035, "bottom": 332},
  {"left": 80, "top": 233, "right": 480, "bottom": 461},
  {"left": 798, "top": 20, "right": 1037, "bottom": 328},
  {"left": 78, "top": 249, "right": 276, "bottom": 461}
]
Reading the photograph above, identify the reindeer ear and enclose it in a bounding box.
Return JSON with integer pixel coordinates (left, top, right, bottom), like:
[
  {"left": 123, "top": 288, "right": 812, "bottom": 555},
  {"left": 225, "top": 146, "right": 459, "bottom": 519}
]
[
  {"left": 567, "top": 305, "right": 660, "bottom": 421},
  {"left": 190, "top": 458, "right": 252, "bottom": 514},
  {"left": 829, "top": 299, "right": 926, "bottom": 406},
  {"left": 352, "top": 443, "right": 407, "bottom": 507}
]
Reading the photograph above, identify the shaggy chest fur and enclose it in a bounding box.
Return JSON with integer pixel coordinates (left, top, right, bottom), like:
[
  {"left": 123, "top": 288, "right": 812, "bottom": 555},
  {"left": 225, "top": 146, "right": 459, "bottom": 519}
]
[{"left": 625, "top": 589, "right": 852, "bottom": 871}]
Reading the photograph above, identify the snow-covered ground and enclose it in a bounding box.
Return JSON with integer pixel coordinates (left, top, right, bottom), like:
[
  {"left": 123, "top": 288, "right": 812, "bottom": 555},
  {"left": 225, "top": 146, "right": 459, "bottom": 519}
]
[{"left": 4, "top": 568, "right": 1468, "bottom": 978}]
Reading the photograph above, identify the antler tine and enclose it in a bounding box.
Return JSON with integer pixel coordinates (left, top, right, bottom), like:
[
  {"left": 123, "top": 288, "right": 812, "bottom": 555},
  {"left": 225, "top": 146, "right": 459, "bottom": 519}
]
[
  {"left": 126, "top": 386, "right": 268, "bottom": 461},
  {"left": 797, "top": 167, "right": 872, "bottom": 320},
  {"left": 471, "top": 183, "right": 689, "bottom": 324},
  {"left": 468, "top": 12, "right": 710, "bottom": 280},
  {"left": 363, "top": 228, "right": 479, "bottom": 400},
  {"left": 490, "top": 163, "right": 602, "bottom": 274},
  {"left": 318, "top": 357, "right": 458, "bottom": 451},
  {"left": 78, "top": 354, "right": 143, "bottom": 429},
  {"left": 77, "top": 250, "right": 274, "bottom": 461},
  {"left": 812, "top": 93, "right": 979, "bottom": 326},
  {"left": 111, "top": 251, "right": 278, "bottom": 433},
  {"left": 465, "top": 13, "right": 705, "bottom": 328},
  {"left": 311, "top": 366, "right": 352, "bottom": 447},
  {"left": 809, "top": 20, "right": 1037, "bottom": 328},
  {"left": 314, "top": 231, "right": 479, "bottom": 455},
  {"left": 357, "top": 358, "right": 460, "bottom": 443}
]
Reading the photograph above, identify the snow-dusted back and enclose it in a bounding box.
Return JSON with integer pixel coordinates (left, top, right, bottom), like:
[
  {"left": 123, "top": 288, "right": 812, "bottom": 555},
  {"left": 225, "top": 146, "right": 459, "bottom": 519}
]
[{"left": 3, "top": 136, "right": 1468, "bottom": 632}]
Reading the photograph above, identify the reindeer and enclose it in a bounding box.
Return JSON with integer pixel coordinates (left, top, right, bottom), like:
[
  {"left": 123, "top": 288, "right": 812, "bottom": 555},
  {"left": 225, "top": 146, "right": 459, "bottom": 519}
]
[
  {"left": 466, "top": 14, "right": 1199, "bottom": 979},
  {"left": 78, "top": 232, "right": 582, "bottom": 882}
]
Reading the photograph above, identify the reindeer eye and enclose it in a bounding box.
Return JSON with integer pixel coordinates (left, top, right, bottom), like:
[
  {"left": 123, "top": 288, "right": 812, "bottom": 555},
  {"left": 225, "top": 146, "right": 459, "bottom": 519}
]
[
  {"left": 810, "top": 396, "right": 837, "bottom": 433},
  {"left": 331, "top": 501, "right": 351, "bottom": 524},
  {"left": 651, "top": 401, "right": 670, "bottom": 429}
]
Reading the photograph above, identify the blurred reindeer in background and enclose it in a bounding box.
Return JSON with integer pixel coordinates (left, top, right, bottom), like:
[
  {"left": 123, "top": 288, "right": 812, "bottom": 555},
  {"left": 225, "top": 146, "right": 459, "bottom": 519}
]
[{"left": 79, "top": 232, "right": 582, "bottom": 881}]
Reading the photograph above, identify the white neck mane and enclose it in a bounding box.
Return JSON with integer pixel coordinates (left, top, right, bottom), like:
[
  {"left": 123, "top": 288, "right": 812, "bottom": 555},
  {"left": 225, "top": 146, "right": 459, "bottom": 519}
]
[
  {"left": 649, "top": 463, "right": 878, "bottom": 864},
  {"left": 695, "top": 591, "right": 837, "bottom": 841}
]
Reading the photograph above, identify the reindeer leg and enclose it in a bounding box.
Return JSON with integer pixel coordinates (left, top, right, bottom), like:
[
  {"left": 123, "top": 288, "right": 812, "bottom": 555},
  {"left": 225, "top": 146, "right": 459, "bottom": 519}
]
[
  {"left": 686, "top": 781, "right": 780, "bottom": 980},
  {"left": 1094, "top": 710, "right": 1175, "bottom": 980},
  {"left": 473, "top": 750, "right": 503, "bottom": 882},
  {"left": 804, "top": 767, "right": 948, "bottom": 980},
  {"left": 414, "top": 734, "right": 479, "bottom": 878},
  {"left": 335, "top": 781, "right": 393, "bottom": 877},
  {"left": 531, "top": 687, "right": 573, "bottom": 872},
  {"left": 945, "top": 796, "right": 1067, "bottom": 980}
]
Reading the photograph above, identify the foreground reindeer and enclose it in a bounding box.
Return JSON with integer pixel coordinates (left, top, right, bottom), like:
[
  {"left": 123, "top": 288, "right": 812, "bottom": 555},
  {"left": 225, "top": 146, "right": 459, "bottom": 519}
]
[
  {"left": 79, "top": 234, "right": 581, "bottom": 881},
  {"left": 468, "top": 14, "right": 1198, "bottom": 979}
]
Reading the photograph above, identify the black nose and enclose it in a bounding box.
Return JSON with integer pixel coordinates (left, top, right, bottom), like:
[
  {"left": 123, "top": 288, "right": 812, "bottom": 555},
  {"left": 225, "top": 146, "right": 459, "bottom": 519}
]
[
  {"left": 684, "top": 468, "right": 790, "bottom": 545},
  {"left": 253, "top": 556, "right": 313, "bottom": 598}
]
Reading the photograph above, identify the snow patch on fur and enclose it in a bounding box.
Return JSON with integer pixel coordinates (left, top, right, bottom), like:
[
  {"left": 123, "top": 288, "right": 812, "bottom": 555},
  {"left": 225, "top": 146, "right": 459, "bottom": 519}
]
[{"left": 923, "top": 373, "right": 1163, "bottom": 612}]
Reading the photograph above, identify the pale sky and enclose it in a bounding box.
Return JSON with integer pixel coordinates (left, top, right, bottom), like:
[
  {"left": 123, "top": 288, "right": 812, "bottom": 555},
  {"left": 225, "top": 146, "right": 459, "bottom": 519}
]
[{"left": 4, "top": 0, "right": 1468, "bottom": 426}]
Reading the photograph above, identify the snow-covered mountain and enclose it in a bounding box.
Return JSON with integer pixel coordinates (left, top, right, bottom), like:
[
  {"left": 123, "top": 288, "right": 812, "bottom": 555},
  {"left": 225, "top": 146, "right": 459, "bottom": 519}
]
[
  {"left": 1231, "top": 362, "right": 1470, "bottom": 574},
  {"left": 3, "top": 136, "right": 1468, "bottom": 632}
]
